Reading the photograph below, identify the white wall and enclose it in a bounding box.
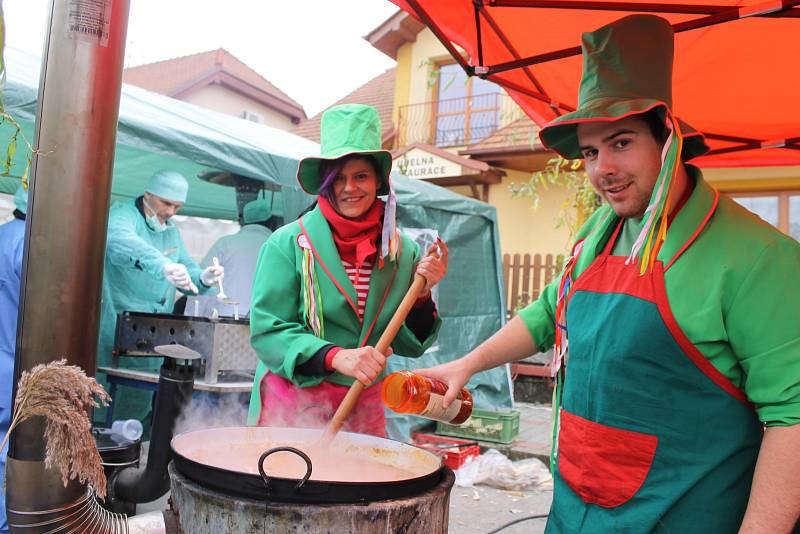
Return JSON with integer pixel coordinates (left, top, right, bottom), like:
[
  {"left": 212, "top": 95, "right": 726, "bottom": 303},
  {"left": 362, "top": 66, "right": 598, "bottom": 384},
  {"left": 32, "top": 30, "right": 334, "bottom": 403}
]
[{"left": 181, "top": 85, "right": 297, "bottom": 131}]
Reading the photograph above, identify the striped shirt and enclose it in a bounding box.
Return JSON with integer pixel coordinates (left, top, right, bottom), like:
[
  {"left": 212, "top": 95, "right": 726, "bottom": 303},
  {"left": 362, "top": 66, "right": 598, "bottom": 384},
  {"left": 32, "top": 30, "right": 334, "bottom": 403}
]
[{"left": 342, "top": 259, "right": 373, "bottom": 321}]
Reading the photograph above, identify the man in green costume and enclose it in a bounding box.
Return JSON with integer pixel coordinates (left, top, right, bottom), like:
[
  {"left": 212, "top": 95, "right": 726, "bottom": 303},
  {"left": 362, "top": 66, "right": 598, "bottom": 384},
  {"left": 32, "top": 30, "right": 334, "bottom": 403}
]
[{"left": 420, "top": 14, "right": 800, "bottom": 533}]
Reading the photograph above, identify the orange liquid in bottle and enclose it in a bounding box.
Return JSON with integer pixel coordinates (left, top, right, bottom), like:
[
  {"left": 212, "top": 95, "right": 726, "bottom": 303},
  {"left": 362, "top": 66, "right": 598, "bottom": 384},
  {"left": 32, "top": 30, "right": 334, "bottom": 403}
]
[{"left": 381, "top": 371, "right": 473, "bottom": 424}]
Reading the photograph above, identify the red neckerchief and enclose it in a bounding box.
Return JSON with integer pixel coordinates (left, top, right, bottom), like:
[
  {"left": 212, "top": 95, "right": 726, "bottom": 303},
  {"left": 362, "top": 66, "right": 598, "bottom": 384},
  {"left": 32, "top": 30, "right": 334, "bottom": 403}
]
[{"left": 317, "top": 196, "right": 383, "bottom": 268}]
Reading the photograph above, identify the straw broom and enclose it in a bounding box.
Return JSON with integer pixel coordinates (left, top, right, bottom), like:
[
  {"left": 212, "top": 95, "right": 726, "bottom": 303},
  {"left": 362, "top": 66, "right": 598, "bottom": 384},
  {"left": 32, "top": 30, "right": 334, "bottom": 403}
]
[{"left": 0, "top": 359, "right": 111, "bottom": 499}]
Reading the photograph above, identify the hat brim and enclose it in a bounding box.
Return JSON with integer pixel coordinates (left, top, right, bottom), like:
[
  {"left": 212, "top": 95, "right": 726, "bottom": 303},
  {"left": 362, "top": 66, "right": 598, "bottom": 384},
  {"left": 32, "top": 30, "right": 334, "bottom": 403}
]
[
  {"left": 297, "top": 149, "right": 393, "bottom": 196},
  {"left": 539, "top": 98, "right": 709, "bottom": 161}
]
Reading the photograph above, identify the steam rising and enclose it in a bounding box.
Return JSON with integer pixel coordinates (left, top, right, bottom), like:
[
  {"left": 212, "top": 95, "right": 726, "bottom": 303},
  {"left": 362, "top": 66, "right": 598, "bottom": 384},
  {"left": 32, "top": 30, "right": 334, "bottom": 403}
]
[{"left": 174, "top": 393, "right": 248, "bottom": 435}]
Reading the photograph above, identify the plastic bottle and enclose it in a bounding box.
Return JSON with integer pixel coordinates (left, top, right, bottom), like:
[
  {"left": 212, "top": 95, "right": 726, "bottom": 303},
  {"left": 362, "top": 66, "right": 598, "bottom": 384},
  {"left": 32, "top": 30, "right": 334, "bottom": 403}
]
[
  {"left": 111, "top": 419, "right": 143, "bottom": 441},
  {"left": 381, "top": 370, "right": 473, "bottom": 424}
]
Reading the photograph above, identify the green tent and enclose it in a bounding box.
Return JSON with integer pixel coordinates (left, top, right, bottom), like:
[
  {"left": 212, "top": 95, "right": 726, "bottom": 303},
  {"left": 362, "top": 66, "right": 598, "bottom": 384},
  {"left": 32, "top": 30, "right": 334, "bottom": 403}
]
[
  {"left": 0, "top": 47, "right": 318, "bottom": 220},
  {"left": 1, "top": 47, "right": 512, "bottom": 441},
  {"left": 389, "top": 174, "right": 513, "bottom": 440}
]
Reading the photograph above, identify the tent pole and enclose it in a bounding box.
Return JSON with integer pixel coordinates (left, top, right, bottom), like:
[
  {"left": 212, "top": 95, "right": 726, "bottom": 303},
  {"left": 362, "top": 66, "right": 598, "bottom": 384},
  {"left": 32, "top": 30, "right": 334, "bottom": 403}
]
[
  {"left": 474, "top": 1, "right": 485, "bottom": 68},
  {"left": 483, "top": 0, "right": 800, "bottom": 75},
  {"left": 491, "top": 0, "right": 728, "bottom": 14},
  {"left": 406, "top": 0, "right": 473, "bottom": 73},
  {"left": 6, "top": 0, "right": 131, "bottom": 525},
  {"left": 490, "top": 0, "right": 800, "bottom": 17},
  {"left": 476, "top": 6, "right": 548, "bottom": 95}
]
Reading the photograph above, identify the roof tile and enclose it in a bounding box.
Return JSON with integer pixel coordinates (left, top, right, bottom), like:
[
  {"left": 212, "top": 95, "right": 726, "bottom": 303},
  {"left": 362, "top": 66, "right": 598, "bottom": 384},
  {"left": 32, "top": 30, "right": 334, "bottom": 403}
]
[{"left": 123, "top": 48, "right": 304, "bottom": 114}]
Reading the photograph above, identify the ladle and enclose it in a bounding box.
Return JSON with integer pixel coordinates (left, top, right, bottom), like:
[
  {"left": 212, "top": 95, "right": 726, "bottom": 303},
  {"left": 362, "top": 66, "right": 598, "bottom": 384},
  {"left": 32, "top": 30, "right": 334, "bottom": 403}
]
[
  {"left": 319, "top": 273, "right": 427, "bottom": 446},
  {"left": 212, "top": 257, "right": 228, "bottom": 300}
]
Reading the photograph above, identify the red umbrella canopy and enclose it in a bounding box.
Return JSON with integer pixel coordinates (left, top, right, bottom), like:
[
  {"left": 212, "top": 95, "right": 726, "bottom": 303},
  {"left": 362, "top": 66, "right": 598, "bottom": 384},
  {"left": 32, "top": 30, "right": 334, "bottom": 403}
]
[{"left": 390, "top": 0, "right": 800, "bottom": 167}]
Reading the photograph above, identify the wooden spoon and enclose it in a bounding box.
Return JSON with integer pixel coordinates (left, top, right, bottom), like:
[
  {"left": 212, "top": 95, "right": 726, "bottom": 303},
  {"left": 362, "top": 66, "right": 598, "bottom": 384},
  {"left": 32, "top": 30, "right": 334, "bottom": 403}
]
[{"left": 318, "top": 274, "right": 427, "bottom": 446}]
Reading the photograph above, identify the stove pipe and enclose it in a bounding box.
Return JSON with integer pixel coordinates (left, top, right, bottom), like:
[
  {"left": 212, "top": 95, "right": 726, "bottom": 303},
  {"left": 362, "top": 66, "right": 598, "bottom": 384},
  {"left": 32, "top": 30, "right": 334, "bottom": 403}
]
[
  {"left": 111, "top": 358, "right": 195, "bottom": 504},
  {"left": 5, "top": 0, "right": 132, "bottom": 531}
]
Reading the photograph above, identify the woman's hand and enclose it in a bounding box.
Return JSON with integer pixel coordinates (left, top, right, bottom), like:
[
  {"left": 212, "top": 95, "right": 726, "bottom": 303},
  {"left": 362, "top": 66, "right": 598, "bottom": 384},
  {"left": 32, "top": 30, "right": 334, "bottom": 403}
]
[
  {"left": 332, "top": 347, "right": 392, "bottom": 386},
  {"left": 416, "top": 237, "right": 449, "bottom": 295},
  {"left": 415, "top": 357, "right": 474, "bottom": 409}
]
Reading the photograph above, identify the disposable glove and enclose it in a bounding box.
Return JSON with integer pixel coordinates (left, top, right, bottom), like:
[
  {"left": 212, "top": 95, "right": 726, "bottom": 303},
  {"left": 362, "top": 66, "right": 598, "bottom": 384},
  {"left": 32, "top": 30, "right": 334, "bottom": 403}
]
[
  {"left": 200, "top": 263, "right": 224, "bottom": 287},
  {"left": 163, "top": 262, "right": 198, "bottom": 293}
]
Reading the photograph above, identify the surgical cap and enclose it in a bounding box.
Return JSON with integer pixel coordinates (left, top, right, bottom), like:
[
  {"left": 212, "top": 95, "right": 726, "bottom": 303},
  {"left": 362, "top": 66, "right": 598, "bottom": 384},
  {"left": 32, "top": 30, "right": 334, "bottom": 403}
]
[
  {"left": 145, "top": 170, "right": 189, "bottom": 203},
  {"left": 13, "top": 183, "right": 28, "bottom": 214},
  {"left": 243, "top": 198, "right": 272, "bottom": 225}
]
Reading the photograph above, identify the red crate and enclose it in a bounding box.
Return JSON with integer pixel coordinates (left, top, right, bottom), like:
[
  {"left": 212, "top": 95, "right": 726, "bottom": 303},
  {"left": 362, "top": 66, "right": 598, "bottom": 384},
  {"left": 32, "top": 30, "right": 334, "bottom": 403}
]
[{"left": 412, "top": 432, "right": 480, "bottom": 470}]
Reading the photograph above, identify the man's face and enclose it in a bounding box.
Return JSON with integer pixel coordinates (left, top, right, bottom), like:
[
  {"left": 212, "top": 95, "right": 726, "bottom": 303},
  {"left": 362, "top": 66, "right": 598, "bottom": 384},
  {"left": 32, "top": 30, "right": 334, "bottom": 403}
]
[
  {"left": 143, "top": 192, "right": 184, "bottom": 224},
  {"left": 577, "top": 116, "right": 665, "bottom": 219}
]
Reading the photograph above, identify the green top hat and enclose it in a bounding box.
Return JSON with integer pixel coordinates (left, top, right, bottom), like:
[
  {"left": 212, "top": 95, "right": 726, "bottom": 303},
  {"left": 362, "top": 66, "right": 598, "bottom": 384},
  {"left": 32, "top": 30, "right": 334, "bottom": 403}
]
[
  {"left": 539, "top": 14, "right": 708, "bottom": 161},
  {"left": 297, "top": 104, "right": 392, "bottom": 196}
]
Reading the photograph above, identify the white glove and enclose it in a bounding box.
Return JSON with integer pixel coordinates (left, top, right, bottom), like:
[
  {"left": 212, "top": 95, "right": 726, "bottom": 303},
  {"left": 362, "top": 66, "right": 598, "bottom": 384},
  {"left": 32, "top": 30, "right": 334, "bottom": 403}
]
[
  {"left": 163, "top": 262, "right": 198, "bottom": 293},
  {"left": 200, "top": 264, "right": 224, "bottom": 287}
]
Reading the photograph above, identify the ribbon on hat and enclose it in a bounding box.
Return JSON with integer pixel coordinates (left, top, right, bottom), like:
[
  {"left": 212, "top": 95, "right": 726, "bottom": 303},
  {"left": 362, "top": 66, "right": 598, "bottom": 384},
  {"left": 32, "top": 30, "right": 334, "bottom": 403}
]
[
  {"left": 627, "top": 111, "right": 684, "bottom": 273},
  {"left": 380, "top": 182, "right": 398, "bottom": 263}
]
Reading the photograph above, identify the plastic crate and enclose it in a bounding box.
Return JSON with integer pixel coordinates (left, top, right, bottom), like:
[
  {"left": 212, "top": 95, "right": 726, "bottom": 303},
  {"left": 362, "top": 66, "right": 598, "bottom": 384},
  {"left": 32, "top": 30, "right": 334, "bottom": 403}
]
[
  {"left": 435, "top": 408, "right": 520, "bottom": 444},
  {"left": 412, "top": 432, "right": 480, "bottom": 470}
]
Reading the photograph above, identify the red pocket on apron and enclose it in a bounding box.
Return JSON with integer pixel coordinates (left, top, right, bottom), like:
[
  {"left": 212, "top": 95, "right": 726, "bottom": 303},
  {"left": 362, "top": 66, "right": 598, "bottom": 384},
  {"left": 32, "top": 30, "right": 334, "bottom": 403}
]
[{"left": 558, "top": 409, "right": 658, "bottom": 508}]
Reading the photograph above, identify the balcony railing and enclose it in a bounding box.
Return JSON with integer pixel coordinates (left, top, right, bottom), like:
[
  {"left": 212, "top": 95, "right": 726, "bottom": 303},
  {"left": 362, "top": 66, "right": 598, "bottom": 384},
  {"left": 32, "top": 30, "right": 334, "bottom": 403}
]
[{"left": 397, "top": 93, "right": 525, "bottom": 148}]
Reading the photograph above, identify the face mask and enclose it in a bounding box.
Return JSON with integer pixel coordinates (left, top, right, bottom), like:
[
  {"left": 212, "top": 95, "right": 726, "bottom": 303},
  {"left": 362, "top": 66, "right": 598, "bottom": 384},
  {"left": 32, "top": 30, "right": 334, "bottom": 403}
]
[{"left": 143, "top": 198, "right": 168, "bottom": 233}]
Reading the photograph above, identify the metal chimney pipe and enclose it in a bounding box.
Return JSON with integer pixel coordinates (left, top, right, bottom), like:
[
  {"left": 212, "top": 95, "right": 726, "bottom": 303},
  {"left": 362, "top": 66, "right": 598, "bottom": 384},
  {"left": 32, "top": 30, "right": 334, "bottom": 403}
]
[{"left": 6, "top": 0, "right": 130, "bottom": 527}]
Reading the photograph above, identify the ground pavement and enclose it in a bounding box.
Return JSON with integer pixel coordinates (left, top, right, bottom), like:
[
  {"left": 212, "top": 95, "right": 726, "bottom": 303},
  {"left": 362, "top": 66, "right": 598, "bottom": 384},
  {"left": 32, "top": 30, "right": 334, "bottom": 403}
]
[{"left": 447, "top": 402, "right": 553, "bottom": 533}]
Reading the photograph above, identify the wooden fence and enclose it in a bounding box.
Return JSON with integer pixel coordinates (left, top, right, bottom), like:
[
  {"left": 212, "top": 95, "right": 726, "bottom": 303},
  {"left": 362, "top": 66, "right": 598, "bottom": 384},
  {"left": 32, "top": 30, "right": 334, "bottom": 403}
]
[{"left": 503, "top": 253, "right": 565, "bottom": 317}]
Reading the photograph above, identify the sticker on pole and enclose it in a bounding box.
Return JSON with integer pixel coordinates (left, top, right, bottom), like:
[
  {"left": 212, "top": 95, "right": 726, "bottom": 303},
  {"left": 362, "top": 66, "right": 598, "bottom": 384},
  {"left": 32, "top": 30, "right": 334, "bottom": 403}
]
[{"left": 67, "top": 0, "right": 113, "bottom": 47}]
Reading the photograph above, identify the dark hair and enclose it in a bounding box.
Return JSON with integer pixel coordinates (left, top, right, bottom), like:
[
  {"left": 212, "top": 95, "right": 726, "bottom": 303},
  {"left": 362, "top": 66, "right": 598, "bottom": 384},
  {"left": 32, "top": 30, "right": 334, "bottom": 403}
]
[
  {"left": 637, "top": 108, "right": 670, "bottom": 146},
  {"left": 318, "top": 154, "right": 383, "bottom": 202}
]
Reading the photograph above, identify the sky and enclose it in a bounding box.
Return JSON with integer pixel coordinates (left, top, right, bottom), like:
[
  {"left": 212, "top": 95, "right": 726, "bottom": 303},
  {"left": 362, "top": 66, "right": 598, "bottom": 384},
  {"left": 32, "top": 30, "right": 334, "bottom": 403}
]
[{"left": 3, "top": 0, "right": 399, "bottom": 117}]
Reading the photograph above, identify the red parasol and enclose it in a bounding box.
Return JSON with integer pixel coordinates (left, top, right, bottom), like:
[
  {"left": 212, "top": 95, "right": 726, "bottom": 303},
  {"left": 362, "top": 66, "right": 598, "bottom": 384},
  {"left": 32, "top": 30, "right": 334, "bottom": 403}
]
[{"left": 389, "top": 0, "right": 800, "bottom": 167}]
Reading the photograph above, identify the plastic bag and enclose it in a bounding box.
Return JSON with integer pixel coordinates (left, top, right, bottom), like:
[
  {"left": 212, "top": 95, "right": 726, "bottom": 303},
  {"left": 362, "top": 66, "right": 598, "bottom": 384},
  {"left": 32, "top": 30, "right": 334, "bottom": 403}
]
[{"left": 454, "top": 449, "right": 552, "bottom": 490}]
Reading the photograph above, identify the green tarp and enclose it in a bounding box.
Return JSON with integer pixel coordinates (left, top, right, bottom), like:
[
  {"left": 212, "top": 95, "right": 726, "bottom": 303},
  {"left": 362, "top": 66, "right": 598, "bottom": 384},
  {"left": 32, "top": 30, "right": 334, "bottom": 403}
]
[
  {"left": 0, "top": 47, "right": 318, "bottom": 220},
  {"left": 1, "top": 47, "right": 512, "bottom": 441}
]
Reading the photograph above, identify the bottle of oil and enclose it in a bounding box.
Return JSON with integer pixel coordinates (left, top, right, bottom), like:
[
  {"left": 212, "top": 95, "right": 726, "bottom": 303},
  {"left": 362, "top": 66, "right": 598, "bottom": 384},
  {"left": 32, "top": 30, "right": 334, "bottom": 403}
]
[{"left": 381, "top": 370, "right": 473, "bottom": 424}]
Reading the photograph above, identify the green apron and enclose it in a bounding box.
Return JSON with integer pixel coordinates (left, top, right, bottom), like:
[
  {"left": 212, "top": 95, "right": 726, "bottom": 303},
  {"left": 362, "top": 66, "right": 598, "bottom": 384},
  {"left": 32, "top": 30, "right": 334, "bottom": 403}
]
[{"left": 547, "top": 205, "right": 763, "bottom": 533}]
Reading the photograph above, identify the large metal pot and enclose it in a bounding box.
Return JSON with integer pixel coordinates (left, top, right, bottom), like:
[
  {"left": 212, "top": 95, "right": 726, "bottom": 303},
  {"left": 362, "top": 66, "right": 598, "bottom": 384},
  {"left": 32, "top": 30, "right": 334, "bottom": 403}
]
[{"left": 171, "top": 426, "right": 443, "bottom": 504}]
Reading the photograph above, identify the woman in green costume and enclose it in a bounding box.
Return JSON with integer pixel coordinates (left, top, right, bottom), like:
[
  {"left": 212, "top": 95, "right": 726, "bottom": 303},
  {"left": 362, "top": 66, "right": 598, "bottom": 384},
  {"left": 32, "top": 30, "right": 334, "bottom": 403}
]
[{"left": 246, "top": 104, "right": 448, "bottom": 437}]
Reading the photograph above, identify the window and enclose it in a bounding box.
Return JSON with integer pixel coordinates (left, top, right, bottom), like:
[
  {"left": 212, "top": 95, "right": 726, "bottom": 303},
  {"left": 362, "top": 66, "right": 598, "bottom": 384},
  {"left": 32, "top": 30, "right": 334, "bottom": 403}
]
[
  {"left": 241, "top": 110, "right": 263, "bottom": 123},
  {"left": 434, "top": 63, "right": 500, "bottom": 147},
  {"left": 790, "top": 195, "right": 800, "bottom": 241},
  {"left": 730, "top": 191, "right": 800, "bottom": 241},
  {"left": 732, "top": 196, "right": 779, "bottom": 227}
]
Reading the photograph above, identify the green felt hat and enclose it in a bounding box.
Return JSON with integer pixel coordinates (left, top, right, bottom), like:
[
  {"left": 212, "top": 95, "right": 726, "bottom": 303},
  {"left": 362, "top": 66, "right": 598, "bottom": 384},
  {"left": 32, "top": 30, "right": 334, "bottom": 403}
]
[
  {"left": 297, "top": 104, "right": 392, "bottom": 196},
  {"left": 539, "top": 14, "right": 708, "bottom": 161}
]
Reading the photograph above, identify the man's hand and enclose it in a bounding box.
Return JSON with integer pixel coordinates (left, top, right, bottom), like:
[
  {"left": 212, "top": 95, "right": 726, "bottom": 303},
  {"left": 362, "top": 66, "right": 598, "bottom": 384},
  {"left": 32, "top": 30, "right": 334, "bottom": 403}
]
[
  {"left": 332, "top": 347, "right": 391, "bottom": 386},
  {"left": 163, "top": 262, "right": 198, "bottom": 293},
  {"left": 200, "top": 263, "right": 224, "bottom": 287},
  {"left": 416, "top": 358, "right": 475, "bottom": 409},
  {"left": 415, "top": 238, "right": 449, "bottom": 296}
]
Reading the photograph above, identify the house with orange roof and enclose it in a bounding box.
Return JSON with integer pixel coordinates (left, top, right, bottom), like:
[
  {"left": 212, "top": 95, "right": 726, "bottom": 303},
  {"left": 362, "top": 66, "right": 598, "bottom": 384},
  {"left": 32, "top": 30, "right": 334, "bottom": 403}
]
[{"left": 123, "top": 48, "right": 306, "bottom": 130}]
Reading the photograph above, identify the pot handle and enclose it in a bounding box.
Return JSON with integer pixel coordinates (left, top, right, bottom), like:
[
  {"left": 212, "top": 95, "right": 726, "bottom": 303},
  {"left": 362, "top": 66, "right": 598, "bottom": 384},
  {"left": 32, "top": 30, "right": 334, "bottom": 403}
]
[{"left": 258, "top": 447, "right": 313, "bottom": 493}]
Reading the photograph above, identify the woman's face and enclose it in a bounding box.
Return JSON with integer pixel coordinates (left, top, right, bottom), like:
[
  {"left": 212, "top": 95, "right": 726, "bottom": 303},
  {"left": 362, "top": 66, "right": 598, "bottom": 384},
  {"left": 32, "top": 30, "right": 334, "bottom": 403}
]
[{"left": 330, "top": 158, "right": 380, "bottom": 219}]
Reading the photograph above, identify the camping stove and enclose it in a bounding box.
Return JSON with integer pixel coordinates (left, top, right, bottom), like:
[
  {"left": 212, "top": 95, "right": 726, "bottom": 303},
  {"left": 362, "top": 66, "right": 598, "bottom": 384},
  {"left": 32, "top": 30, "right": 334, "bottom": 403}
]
[{"left": 113, "top": 311, "right": 257, "bottom": 383}]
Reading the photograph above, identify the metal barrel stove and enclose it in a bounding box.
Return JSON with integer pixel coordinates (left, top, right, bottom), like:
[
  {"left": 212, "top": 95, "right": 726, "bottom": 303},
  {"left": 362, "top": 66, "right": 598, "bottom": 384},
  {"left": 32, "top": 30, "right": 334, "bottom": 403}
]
[{"left": 168, "top": 426, "right": 456, "bottom": 534}]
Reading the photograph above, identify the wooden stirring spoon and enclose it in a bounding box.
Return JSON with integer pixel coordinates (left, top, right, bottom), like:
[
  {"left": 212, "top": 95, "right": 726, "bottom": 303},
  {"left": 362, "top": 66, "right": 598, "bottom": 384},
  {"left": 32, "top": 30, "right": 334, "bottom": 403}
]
[{"left": 318, "top": 273, "right": 427, "bottom": 446}]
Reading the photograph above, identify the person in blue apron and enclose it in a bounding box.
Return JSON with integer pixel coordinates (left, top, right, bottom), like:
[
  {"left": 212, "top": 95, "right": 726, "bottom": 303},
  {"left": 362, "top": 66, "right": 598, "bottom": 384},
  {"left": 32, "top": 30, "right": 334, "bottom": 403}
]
[
  {"left": 97, "top": 170, "right": 224, "bottom": 425},
  {"left": 417, "top": 15, "right": 800, "bottom": 533},
  {"left": 0, "top": 184, "right": 30, "bottom": 534}
]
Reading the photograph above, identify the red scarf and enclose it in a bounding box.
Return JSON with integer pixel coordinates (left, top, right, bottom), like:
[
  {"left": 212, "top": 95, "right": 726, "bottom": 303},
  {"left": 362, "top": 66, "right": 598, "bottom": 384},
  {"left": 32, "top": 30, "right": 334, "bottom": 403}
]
[{"left": 318, "top": 196, "right": 383, "bottom": 268}]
